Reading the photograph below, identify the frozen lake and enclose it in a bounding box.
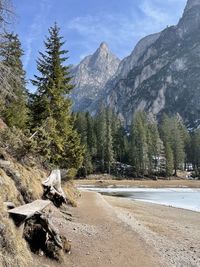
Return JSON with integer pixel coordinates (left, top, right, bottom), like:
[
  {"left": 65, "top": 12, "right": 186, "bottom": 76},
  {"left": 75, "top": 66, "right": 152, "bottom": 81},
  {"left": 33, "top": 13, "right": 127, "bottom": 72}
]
[{"left": 79, "top": 186, "right": 200, "bottom": 212}]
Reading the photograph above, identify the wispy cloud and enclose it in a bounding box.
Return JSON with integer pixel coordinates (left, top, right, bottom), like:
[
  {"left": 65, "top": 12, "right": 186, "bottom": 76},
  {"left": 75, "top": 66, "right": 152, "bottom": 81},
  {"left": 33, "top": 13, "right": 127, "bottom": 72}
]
[
  {"left": 67, "top": 0, "right": 186, "bottom": 59},
  {"left": 23, "top": 0, "right": 52, "bottom": 68}
]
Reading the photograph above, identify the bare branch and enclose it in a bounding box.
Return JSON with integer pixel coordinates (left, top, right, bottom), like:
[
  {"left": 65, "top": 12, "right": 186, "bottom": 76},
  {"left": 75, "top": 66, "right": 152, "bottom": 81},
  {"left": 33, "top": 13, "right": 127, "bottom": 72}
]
[{"left": 0, "top": 0, "right": 15, "bottom": 31}]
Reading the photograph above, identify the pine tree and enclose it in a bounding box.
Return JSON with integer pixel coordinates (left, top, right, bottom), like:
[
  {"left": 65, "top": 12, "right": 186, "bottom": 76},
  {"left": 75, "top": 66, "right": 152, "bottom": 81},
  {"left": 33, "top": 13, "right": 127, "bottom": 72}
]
[
  {"left": 164, "top": 142, "right": 174, "bottom": 177},
  {"left": 86, "top": 112, "right": 96, "bottom": 157},
  {"left": 130, "top": 111, "right": 148, "bottom": 177},
  {"left": 190, "top": 129, "right": 200, "bottom": 176},
  {"left": 0, "top": 32, "right": 29, "bottom": 129},
  {"left": 105, "top": 109, "right": 114, "bottom": 174},
  {"left": 160, "top": 114, "right": 185, "bottom": 177},
  {"left": 74, "top": 112, "right": 95, "bottom": 175},
  {"left": 31, "top": 23, "right": 83, "bottom": 169},
  {"left": 147, "top": 119, "right": 162, "bottom": 175},
  {"left": 95, "top": 108, "right": 106, "bottom": 172}
]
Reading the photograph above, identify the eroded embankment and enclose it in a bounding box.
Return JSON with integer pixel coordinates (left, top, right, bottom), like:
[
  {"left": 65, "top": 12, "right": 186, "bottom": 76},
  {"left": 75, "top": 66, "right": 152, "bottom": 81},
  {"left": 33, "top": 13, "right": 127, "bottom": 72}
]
[{"left": 0, "top": 150, "right": 78, "bottom": 267}]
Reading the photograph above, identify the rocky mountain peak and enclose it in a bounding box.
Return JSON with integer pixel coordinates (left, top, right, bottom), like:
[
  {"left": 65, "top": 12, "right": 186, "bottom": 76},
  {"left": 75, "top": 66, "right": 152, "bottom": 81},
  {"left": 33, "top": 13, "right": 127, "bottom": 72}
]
[
  {"left": 70, "top": 43, "right": 120, "bottom": 112},
  {"left": 99, "top": 42, "right": 109, "bottom": 51},
  {"left": 184, "top": 0, "right": 200, "bottom": 12},
  {"left": 92, "top": 42, "right": 116, "bottom": 65}
]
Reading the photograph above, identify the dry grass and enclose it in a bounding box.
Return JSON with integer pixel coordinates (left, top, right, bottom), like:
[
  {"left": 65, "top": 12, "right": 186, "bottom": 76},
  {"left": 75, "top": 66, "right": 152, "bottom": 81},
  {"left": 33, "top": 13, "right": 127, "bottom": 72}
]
[
  {"left": 63, "top": 180, "right": 80, "bottom": 207},
  {"left": 0, "top": 149, "right": 78, "bottom": 266},
  {"left": 0, "top": 152, "right": 46, "bottom": 204},
  {"left": 0, "top": 152, "right": 47, "bottom": 267},
  {"left": 0, "top": 168, "right": 23, "bottom": 205},
  {"left": 0, "top": 200, "right": 36, "bottom": 267}
]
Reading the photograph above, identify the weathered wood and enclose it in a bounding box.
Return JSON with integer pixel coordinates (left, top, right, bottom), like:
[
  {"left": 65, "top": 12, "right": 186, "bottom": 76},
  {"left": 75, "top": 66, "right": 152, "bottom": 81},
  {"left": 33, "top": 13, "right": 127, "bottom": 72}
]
[
  {"left": 60, "top": 210, "right": 72, "bottom": 217},
  {"left": 3, "top": 201, "right": 15, "bottom": 210},
  {"left": 39, "top": 213, "right": 63, "bottom": 249},
  {"left": 8, "top": 200, "right": 51, "bottom": 218},
  {"left": 42, "top": 169, "right": 65, "bottom": 195},
  {"left": 42, "top": 169, "right": 67, "bottom": 207},
  {"left": 23, "top": 211, "right": 69, "bottom": 259},
  {"left": 0, "top": 159, "right": 11, "bottom": 167}
]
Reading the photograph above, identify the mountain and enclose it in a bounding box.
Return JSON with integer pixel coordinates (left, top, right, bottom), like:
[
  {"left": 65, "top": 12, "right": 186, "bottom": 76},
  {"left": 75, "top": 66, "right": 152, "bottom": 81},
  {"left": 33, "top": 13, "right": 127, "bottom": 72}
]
[
  {"left": 70, "top": 42, "right": 120, "bottom": 112},
  {"left": 72, "top": 0, "right": 200, "bottom": 128}
]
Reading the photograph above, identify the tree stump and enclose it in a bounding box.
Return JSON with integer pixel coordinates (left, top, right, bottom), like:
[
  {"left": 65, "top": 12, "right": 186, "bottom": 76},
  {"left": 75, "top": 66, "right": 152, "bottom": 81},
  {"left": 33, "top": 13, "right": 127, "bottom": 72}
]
[{"left": 42, "top": 169, "right": 68, "bottom": 207}]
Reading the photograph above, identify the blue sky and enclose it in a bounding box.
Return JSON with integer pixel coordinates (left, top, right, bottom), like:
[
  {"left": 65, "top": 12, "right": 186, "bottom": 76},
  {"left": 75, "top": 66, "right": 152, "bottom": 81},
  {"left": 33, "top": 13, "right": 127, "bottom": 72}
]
[{"left": 12, "top": 0, "right": 187, "bottom": 90}]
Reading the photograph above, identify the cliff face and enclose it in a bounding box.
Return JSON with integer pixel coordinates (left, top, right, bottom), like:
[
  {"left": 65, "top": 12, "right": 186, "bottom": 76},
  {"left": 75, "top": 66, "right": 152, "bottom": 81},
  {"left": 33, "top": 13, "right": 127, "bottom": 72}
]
[
  {"left": 70, "top": 42, "right": 120, "bottom": 112},
  {"left": 72, "top": 0, "right": 200, "bottom": 128}
]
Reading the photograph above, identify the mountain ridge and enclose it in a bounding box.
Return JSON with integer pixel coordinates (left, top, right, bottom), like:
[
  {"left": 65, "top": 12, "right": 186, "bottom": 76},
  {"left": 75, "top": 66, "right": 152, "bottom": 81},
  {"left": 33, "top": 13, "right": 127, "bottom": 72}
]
[{"left": 71, "top": 0, "right": 200, "bottom": 128}]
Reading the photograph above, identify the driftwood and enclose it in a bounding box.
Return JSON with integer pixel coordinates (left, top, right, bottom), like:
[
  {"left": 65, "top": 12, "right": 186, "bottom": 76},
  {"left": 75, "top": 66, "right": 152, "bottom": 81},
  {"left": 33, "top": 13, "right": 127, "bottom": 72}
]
[
  {"left": 8, "top": 199, "right": 51, "bottom": 225},
  {"left": 26, "top": 211, "right": 63, "bottom": 249},
  {"left": 23, "top": 211, "right": 71, "bottom": 259},
  {"left": 8, "top": 200, "right": 71, "bottom": 259},
  {"left": 42, "top": 169, "right": 67, "bottom": 207}
]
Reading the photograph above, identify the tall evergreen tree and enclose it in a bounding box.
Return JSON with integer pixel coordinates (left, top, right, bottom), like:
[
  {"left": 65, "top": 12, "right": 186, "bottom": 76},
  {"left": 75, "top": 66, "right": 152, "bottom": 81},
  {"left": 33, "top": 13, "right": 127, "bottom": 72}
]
[
  {"left": 190, "top": 129, "right": 200, "bottom": 176},
  {"left": 0, "top": 32, "right": 29, "bottom": 129},
  {"left": 31, "top": 23, "right": 83, "bottom": 169},
  {"left": 147, "top": 119, "right": 163, "bottom": 175},
  {"left": 86, "top": 112, "right": 97, "bottom": 157},
  {"left": 130, "top": 111, "right": 148, "bottom": 177},
  {"left": 95, "top": 108, "right": 106, "bottom": 172},
  {"left": 160, "top": 114, "right": 185, "bottom": 176},
  {"left": 104, "top": 109, "right": 114, "bottom": 174}
]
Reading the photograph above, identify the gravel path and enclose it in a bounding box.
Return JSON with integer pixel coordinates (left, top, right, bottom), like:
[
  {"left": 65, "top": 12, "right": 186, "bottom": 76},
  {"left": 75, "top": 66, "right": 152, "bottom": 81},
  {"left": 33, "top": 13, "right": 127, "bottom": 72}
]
[
  {"left": 106, "top": 196, "right": 200, "bottom": 267},
  {"left": 60, "top": 191, "right": 164, "bottom": 267},
  {"left": 36, "top": 191, "right": 200, "bottom": 267}
]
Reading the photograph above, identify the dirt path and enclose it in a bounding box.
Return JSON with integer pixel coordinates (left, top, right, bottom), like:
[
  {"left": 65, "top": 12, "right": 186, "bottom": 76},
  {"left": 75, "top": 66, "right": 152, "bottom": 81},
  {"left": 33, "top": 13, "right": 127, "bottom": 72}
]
[
  {"left": 36, "top": 190, "right": 200, "bottom": 267},
  {"left": 60, "top": 191, "right": 164, "bottom": 267}
]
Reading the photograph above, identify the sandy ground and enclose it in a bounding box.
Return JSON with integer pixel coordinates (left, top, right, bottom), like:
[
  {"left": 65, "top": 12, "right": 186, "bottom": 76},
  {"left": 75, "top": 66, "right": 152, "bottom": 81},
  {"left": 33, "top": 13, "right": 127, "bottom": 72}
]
[
  {"left": 106, "top": 196, "right": 200, "bottom": 267},
  {"left": 35, "top": 190, "right": 200, "bottom": 267},
  {"left": 75, "top": 179, "right": 200, "bottom": 188}
]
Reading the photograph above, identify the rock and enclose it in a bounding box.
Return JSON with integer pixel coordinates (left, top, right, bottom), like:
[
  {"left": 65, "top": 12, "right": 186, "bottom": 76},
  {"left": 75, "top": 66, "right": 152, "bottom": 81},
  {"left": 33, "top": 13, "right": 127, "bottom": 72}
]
[{"left": 0, "top": 160, "right": 11, "bottom": 167}]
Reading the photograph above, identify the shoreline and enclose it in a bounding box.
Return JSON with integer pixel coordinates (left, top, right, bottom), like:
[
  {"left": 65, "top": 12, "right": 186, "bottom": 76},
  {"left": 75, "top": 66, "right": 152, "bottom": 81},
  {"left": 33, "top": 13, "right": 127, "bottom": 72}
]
[{"left": 75, "top": 179, "right": 200, "bottom": 188}]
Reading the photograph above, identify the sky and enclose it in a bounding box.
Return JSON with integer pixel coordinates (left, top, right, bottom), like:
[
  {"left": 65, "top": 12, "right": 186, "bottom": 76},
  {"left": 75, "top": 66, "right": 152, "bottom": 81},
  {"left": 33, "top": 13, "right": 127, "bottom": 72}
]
[{"left": 12, "top": 0, "right": 187, "bottom": 90}]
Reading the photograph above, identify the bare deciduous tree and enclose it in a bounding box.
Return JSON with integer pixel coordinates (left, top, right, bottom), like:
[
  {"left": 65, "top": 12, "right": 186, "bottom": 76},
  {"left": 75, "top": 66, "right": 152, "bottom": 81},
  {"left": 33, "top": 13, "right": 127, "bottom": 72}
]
[{"left": 0, "top": 0, "right": 14, "bottom": 30}]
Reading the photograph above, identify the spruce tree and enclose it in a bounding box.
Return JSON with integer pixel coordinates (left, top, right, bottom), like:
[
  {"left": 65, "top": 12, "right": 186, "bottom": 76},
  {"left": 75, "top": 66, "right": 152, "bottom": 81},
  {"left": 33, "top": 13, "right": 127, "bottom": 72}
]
[
  {"left": 160, "top": 114, "right": 185, "bottom": 177},
  {"left": 86, "top": 112, "right": 97, "bottom": 157},
  {"left": 147, "top": 119, "right": 162, "bottom": 175},
  {"left": 105, "top": 109, "right": 114, "bottom": 174},
  {"left": 190, "top": 129, "right": 200, "bottom": 176},
  {"left": 74, "top": 112, "right": 94, "bottom": 175},
  {"left": 95, "top": 108, "right": 106, "bottom": 172},
  {"left": 0, "top": 32, "right": 29, "bottom": 129},
  {"left": 31, "top": 23, "right": 83, "bottom": 169},
  {"left": 130, "top": 111, "right": 148, "bottom": 177}
]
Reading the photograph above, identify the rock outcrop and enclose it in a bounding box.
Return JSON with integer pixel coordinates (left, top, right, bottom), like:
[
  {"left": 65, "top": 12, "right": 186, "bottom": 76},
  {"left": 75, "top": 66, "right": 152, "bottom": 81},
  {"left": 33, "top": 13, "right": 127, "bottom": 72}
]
[{"left": 71, "top": 42, "right": 120, "bottom": 112}]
